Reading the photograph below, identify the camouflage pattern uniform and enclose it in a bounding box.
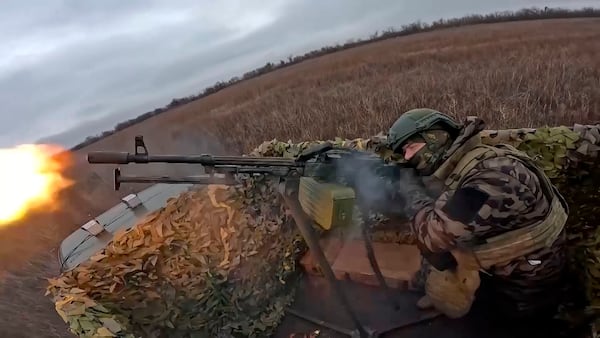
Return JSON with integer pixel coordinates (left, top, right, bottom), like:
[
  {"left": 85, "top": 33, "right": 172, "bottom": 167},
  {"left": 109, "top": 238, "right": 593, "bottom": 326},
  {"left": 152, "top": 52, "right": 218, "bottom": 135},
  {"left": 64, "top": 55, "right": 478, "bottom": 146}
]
[{"left": 387, "top": 110, "right": 569, "bottom": 318}]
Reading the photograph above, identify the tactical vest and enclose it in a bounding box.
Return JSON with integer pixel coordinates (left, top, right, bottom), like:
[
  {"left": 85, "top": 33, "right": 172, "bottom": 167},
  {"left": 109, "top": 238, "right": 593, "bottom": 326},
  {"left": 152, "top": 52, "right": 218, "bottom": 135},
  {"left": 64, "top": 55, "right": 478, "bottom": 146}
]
[{"left": 436, "top": 142, "right": 569, "bottom": 270}]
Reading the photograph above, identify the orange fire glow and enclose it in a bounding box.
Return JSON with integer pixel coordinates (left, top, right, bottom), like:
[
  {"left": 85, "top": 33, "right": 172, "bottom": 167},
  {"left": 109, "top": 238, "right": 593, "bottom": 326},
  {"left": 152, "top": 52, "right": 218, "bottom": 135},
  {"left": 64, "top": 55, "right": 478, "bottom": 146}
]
[{"left": 0, "top": 144, "right": 74, "bottom": 226}]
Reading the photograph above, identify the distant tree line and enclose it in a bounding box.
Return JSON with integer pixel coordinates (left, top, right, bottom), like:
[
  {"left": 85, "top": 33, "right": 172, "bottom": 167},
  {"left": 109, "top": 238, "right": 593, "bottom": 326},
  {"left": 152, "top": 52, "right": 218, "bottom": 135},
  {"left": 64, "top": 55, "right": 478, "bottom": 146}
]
[{"left": 71, "top": 6, "right": 600, "bottom": 151}]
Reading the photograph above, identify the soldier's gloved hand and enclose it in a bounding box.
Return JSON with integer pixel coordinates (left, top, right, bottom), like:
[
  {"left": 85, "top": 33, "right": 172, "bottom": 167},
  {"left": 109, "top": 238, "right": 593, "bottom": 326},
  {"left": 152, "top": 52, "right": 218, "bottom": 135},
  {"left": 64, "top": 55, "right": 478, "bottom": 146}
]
[
  {"left": 362, "top": 167, "right": 429, "bottom": 219},
  {"left": 416, "top": 295, "right": 434, "bottom": 310},
  {"left": 352, "top": 175, "right": 400, "bottom": 214},
  {"left": 419, "top": 250, "right": 482, "bottom": 319},
  {"left": 392, "top": 167, "right": 434, "bottom": 219}
]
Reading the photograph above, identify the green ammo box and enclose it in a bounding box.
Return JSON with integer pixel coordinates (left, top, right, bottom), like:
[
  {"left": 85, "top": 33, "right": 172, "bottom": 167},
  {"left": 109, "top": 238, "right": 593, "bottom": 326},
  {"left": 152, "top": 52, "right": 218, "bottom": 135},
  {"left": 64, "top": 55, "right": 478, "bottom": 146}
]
[{"left": 297, "top": 177, "right": 356, "bottom": 230}]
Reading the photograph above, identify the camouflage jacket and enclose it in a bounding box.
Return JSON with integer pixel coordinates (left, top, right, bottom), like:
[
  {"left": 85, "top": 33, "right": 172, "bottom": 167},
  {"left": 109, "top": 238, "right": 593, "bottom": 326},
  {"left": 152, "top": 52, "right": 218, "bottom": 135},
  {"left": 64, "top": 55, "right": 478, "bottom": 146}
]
[
  {"left": 402, "top": 118, "right": 568, "bottom": 314},
  {"left": 406, "top": 118, "right": 551, "bottom": 250}
]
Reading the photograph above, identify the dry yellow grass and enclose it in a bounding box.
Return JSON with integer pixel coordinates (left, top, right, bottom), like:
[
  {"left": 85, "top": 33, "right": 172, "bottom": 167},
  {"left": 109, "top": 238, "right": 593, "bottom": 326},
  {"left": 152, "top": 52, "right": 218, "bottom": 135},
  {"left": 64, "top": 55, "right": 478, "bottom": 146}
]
[
  {"left": 0, "top": 17, "right": 599, "bottom": 338},
  {"left": 200, "top": 18, "right": 600, "bottom": 153}
]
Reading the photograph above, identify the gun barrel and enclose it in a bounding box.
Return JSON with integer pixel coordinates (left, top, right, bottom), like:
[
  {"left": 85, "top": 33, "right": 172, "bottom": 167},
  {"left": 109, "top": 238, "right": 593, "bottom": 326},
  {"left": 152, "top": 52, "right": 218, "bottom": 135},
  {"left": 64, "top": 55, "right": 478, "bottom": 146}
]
[
  {"left": 87, "top": 151, "right": 131, "bottom": 164},
  {"left": 114, "top": 172, "right": 237, "bottom": 191},
  {"left": 118, "top": 174, "right": 236, "bottom": 185},
  {"left": 87, "top": 151, "right": 302, "bottom": 166}
]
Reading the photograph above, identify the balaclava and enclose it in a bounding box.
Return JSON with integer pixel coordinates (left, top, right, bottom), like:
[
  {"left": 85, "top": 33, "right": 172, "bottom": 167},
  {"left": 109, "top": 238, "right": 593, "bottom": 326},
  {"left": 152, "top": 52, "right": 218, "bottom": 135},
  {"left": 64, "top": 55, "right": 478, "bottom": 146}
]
[{"left": 403, "top": 128, "right": 453, "bottom": 176}]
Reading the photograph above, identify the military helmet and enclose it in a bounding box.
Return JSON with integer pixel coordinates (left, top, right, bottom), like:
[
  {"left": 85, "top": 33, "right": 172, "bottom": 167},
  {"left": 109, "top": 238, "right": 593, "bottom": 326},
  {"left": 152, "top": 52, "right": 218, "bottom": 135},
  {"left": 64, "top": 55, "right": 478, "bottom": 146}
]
[{"left": 387, "top": 108, "right": 462, "bottom": 153}]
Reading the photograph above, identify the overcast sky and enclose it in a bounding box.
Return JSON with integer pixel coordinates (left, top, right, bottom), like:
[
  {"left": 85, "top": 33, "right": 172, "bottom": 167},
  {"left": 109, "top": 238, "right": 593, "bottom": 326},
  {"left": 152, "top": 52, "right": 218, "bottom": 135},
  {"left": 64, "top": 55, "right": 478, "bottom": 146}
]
[{"left": 0, "top": 0, "right": 596, "bottom": 148}]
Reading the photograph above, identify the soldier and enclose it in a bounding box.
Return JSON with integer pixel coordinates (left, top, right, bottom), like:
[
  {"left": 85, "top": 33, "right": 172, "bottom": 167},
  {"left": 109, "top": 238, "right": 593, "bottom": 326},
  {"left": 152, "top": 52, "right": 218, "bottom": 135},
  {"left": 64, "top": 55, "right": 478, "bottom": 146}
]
[{"left": 383, "top": 108, "right": 569, "bottom": 319}]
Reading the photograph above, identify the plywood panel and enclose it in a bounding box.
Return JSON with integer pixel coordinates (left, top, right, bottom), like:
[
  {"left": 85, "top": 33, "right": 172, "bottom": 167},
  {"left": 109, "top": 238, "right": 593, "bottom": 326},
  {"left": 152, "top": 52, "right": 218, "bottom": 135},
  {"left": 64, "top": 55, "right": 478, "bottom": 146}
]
[{"left": 331, "top": 241, "right": 422, "bottom": 289}]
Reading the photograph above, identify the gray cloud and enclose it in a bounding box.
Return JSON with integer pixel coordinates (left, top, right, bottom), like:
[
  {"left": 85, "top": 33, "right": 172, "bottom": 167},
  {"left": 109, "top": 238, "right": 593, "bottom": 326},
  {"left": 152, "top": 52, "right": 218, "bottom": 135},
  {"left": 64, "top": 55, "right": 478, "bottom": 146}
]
[{"left": 1, "top": 0, "right": 596, "bottom": 148}]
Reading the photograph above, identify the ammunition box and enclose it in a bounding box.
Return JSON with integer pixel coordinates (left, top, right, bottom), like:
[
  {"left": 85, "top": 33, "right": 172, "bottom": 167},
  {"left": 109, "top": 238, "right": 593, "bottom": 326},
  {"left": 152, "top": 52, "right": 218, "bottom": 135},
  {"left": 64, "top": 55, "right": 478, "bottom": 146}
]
[{"left": 298, "top": 177, "right": 355, "bottom": 230}]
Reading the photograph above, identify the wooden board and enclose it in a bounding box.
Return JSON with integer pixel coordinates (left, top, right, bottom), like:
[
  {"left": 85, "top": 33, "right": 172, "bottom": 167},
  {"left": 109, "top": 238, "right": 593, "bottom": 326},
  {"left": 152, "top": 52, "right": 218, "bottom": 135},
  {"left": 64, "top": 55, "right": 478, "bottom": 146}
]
[
  {"left": 299, "top": 236, "right": 344, "bottom": 275},
  {"left": 331, "top": 240, "right": 422, "bottom": 289}
]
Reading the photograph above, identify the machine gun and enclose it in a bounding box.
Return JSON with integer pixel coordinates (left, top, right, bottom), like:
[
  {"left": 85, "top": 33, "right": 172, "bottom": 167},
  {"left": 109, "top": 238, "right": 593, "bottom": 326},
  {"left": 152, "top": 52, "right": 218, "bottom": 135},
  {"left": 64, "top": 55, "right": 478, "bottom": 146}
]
[
  {"left": 87, "top": 136, "right": 438, "bottom": 338},
  {"left": 88, "top": 136, "right": 403, "bottom": 229}
]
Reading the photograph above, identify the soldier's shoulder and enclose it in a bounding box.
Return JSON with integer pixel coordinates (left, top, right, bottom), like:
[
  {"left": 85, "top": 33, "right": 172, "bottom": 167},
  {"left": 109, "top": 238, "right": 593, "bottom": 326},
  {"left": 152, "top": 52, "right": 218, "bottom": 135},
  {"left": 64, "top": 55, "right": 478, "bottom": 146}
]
[
  {"left": 477, "top": 153, "right": 527, "bottom": 170},
  {"left": 472, "top": 154, "right": 542, "bottom": 185}
]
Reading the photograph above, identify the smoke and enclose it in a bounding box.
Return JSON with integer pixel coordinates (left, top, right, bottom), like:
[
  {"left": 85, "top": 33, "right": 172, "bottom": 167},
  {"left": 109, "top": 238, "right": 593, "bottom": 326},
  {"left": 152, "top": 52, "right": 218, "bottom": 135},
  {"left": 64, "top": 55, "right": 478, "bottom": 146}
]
[{"left": 330, "top": 151, "right": 425, "bottom": 236}]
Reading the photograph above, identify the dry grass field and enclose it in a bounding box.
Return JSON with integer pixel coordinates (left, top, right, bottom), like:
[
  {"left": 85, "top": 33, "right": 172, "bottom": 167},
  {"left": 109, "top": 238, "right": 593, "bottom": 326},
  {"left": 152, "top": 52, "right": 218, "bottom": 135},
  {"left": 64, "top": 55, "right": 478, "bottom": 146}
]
[{"left": 0, "top": 17, "right": 599, "bottom": 338}]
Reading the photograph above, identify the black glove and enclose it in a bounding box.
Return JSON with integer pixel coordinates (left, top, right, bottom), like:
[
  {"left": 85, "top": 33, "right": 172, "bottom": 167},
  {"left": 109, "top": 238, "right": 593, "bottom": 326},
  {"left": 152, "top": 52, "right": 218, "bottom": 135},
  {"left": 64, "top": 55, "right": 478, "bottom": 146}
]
[
  {"left": 349, "top": 167, "right": 430, "bottom": 219},
  {"left": 404, "top": 175, "right": 434, "bottom": 218},
  {"left": 380, "top": 167, "right": 433, "bottom": 219}
]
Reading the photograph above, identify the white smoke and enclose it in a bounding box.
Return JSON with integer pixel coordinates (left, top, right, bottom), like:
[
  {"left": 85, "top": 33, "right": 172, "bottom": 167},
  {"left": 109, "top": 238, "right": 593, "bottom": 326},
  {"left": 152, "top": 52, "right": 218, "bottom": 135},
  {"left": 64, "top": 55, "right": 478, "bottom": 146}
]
[{"left": 329, "top": 150, "right": 426, "bottom": 238}]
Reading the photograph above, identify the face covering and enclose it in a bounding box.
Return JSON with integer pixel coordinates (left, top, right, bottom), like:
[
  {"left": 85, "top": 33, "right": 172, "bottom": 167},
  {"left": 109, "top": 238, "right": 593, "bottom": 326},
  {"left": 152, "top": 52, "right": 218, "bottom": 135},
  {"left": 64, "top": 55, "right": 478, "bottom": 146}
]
[{"left": 401, "top": 130, "right": 452, "bottom": 176}]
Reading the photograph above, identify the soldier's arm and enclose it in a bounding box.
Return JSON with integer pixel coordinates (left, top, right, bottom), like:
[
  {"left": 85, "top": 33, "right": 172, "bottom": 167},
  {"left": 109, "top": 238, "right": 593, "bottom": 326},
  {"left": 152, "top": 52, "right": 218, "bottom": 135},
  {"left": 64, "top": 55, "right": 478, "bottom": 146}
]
[{"left": 405, "top": 158, "right": 545, "bottom": 256}]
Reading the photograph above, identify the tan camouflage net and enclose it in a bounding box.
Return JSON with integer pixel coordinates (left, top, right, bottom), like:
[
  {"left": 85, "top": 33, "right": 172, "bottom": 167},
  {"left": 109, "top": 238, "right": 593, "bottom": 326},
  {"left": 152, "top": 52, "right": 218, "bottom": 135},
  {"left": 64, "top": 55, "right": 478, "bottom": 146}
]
[
  {"left": 46, "top": 181, "right": 306, "bottom": 338},
  {"left": 46, "top": 124, "right": 600, "bottom": 337}
]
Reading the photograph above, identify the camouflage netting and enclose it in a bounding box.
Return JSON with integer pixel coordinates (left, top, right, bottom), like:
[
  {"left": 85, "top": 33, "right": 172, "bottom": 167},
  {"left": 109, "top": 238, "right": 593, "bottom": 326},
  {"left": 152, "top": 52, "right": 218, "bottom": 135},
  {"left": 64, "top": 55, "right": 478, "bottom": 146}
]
[
  {"left": 46, "top": 182, "right": 304, "bottom": 338},
  {"left": 46, "top": 124, "right": 600, "bottom": 337}
]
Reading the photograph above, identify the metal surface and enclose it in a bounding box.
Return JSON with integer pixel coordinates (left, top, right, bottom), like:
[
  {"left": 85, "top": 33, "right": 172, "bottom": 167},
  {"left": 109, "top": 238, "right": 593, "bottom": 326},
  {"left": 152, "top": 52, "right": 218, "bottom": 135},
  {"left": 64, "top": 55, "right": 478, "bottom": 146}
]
[
  {"left": 275, "top": 275, "right": 568, "bottom": 338},
  {"left": 58, "top": 183, "right": 193, "bottom": 272},
  {"left": 81, "top": 219, "right": 104, "bottom": 236},
  {"left": 121, "top": 193, "right": 142, "bottom": 208}
]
